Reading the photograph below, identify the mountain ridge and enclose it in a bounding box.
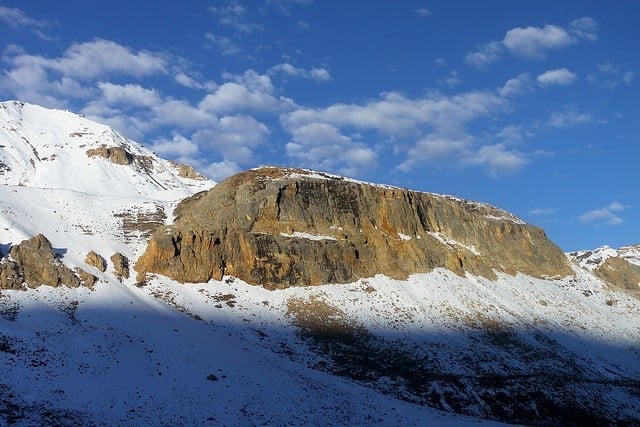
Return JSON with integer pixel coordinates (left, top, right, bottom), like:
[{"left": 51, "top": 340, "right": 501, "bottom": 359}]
[{"left": 1, "top": 101, "right": 639, "bottom": 425}]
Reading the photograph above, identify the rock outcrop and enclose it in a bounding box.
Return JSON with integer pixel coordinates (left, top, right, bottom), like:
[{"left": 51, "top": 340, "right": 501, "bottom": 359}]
[
  {"left": 135, "top": 167, "right": 572, "bottom": 288},
  {"left": 0, "top": 234, "right": 94, "bottom": 289},
  {"left": 169, "top": 161, "right": 208, "bottom": 180},
  {"left": 86, "top": 144, "right": 133, "bottom": 165},
  {"left": 110, "top": 252, "right": 130, "bottom": 281},
  {"left": 85, "top": 251, "right": 106, "bottom": 272}
]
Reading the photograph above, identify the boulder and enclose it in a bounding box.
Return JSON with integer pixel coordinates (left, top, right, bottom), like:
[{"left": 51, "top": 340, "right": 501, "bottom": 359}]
[
  {"left": 85, "top": 251, "right": 106, "bottom": 272},
  {"left": 0, "top": 234, "right": 94, "bottom": 289},
  {"left": 110, "top": 252, "right": 130, "bottom": 280}
]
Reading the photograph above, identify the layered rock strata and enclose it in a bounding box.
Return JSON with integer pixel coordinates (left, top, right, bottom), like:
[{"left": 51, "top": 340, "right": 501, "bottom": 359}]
[{"left": 135, "top": 167, "right": 572, "bottom": 288}]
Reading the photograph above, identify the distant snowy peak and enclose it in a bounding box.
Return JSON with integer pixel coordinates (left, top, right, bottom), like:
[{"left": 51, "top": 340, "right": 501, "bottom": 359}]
[
  {"left": 0, "top": 100, "right": 213, "bottom": 198},
  {"left": 569, "top": 244, "right": 640, "bottom": 271}
]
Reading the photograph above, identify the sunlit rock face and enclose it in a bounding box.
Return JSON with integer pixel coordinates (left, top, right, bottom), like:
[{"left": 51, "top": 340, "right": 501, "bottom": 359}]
[{"left": 135, "top": 167, "right": 572, "bottom": 287}]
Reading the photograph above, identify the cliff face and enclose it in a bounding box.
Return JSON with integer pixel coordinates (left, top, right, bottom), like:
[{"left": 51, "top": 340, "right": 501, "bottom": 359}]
[{"left": 135, "top": 167, "right": 572, "bottom": 288}]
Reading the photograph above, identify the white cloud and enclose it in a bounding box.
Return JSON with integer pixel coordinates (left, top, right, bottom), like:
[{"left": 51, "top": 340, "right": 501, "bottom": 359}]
[
  {"left": 569, "top": 17, "right": 598, "bottom": 41},
  {"left": 503, "top": 24, "right": 575, "bottom": 59},
  {"left": 209, "top": 3, "right": 262, "bottom": 34},
  {"left": 537, "top": 68, "right": 577, "bottom": 86},
  {"left": 14, "top": 39, "right": 167, "bottom": 80},
  {"left": 588, "top": 62, "right": 636, "bottom": 88},
  {"left": 194, "top": 115, "right": 270, "bottom": 164},
  {"left": 547, "top": 109, "right": 591, "bottom": 127},
  {"left": 204, "top": 33, "right": 241, "bottom": 56},
  {"left": 268, "top": 63, "right": 331, "bottom": 81},
  {"left": 97, "top": 82, "right": 162, "bottom": 107},
  {"left": 174, "top": 73, "right": 217, "bottom": 91},
  {"left": 0, "top": 39, "right": 168, "bottom": 107},
  {"left": 204, "top": 160, "right": 242, "bottom": 182},
  {"left": 199, "top": 70, "right": 294, "bottom": 114},
  {"left": 498, "top": 73, "right": 532, "bottom": 97},
  {"left": 297, "top": 20, "right": 311, "bottom": 30},
  {"left": 439, "top": 70, "right": 461, "bottom": 87},
  {"left": 623, "top": 71, "right": 635, "bottom": 85},
  {"left": 284, "top": 90, "right": 505, "bottom": 137},
  {"left": 529, "top": 208, "right": 556, "bottom": 216},
  {"left": 0, "top": 6, "right": 51, "bottom": 40},
  {"left": 465, "top": 144, "right": 528, "bottom": 175},
  {"left": 464, "top": 41, "right": 502, "bottom": 69},
  {"left": 266, "top": 0, "right": 314, "bottom": 15},
  {"left": 285, "top": 123, "right": 377, "bottom": 176},
  {"left": 416, "top": 8, "right": 432, "bottom": 17},
  {"left": 466, "top": 18, "right": 597, "bottom": 67},
  {"left": 151, "top": 134, "right": 200, "bottom": 158},
  {"left": 579, "top": 202, "right": 627, "bottom": 226}
]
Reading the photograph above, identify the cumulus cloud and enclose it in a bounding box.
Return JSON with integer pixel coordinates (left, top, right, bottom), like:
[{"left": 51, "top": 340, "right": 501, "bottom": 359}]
[
  {"left": 282, "top": 86, "right": 519, "bottom": 176},
  {"left": 151, "top": 134, "right": 200, "bottom": 158},
  {"left": 199, "top": 70, "right": 293, "bottom": 114},
  {"left": 537, "top": 68, "right": 577, "bottom": 86},
  {"left": 268, "top": 63, "right": 331, "bottom": 81},
  {"left": 465, "top": 144, "right": 528, "bottom": 175},
  {"left": 503, "top": 24, "right": 575, "bottom": 59},
  {"left": 498, "top": 73, "right": 532, "bottom": 97},
  {"left": 285, "top": 123, "right": 377, "bottom": 176},
  {"left": 465, "top": 17, "right": 597, "bottom": 67},
  {"left": 464, "top": 42, "right": 503, "bottom": 69},
  {"left": 204, "top": 160, "right": 242, "bottom": 182},
  {"left": 14, "top": 39, "right": 167, "bottom": 80},
  {"left": 174, "top": 73, "right": 217, "bottom": 91},
  {"left": 195, "top": 115, "right": 270, "bottom": 164},
  {"left": 0, "top": 39, "right": 168, "bottom": 108},
  {"left": 579, "top": 202, "right": 627, "bottom": 226},
  {"left": 97, "top": 82, "right": 162, "bottom": 107}
]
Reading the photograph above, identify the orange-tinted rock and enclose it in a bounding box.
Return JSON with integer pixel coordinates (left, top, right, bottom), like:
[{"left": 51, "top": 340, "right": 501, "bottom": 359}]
[{"left": 135, "top": 167, "right": 572, "bottom": 287}]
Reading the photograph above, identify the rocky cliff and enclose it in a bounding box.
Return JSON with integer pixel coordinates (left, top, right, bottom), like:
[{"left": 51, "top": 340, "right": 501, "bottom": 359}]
[{"left": 135, "top": 167, "right": 572, "bottom": 288}]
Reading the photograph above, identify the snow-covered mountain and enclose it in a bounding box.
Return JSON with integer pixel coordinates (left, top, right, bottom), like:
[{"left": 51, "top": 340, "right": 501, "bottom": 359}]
[
  {"left": 0, "top": 100, "right": 213, "bottom": 273},
  {"left": 1, "top": 101, "right": 639, "bottom": 425}
]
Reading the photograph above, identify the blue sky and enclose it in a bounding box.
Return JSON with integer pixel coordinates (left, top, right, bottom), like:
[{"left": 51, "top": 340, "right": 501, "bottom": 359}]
[{"left": 0, "top": 1, "right": 638, "bottom": 251}]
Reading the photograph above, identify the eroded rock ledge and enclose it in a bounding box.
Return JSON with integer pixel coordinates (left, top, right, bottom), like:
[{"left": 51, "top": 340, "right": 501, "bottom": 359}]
[{"left": 135, "top": 167, "right": 572, "bottom": 288}]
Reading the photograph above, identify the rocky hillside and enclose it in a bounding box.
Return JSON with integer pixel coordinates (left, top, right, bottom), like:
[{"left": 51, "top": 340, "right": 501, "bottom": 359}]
[
  {"left": 1, "top": 102, "right": 639, "bottom": 425},
  {"left": 136, "top": 167, "right": 572, "bottom": 288},
  {"left": 569, "top": 245, "right": 640, "bottom": 297},
  {"left": 0, "top": 100, "right": 213, "bottom": 291}
]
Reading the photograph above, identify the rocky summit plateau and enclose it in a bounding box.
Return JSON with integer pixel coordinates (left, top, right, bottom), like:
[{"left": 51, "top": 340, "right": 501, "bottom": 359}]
[
  {"left": 1, "top": 101, "right": 639, "bottom": 426},
  {"left": 135, "top": 167, "right": 572, "bottom": 287}
]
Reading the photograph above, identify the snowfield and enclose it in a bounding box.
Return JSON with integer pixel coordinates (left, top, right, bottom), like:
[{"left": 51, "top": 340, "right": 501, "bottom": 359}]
[{"left": 1, "top": 101, "right": 639, "bottom": 425}]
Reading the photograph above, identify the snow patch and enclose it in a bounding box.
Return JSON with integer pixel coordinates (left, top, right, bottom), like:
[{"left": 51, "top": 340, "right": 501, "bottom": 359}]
[{"left": 280, "top": 231, "right": 337, "bottom": 241}]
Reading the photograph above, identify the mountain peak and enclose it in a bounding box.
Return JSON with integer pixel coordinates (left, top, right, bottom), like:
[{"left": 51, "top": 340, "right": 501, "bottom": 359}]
[{"left": 0, "top": 100, "right": 210, "bottom": 198}]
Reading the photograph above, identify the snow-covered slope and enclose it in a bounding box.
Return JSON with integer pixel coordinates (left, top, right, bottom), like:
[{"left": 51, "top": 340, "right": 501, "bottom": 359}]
[
  {"left": 1, "top": 101, "right": 639, "bottom": 425},
  {"left": 570, "top": 244, "right": 640, "bottom": 271},
  {"left": 0, "top": 100, "right": 213, "bottom": 269}
]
